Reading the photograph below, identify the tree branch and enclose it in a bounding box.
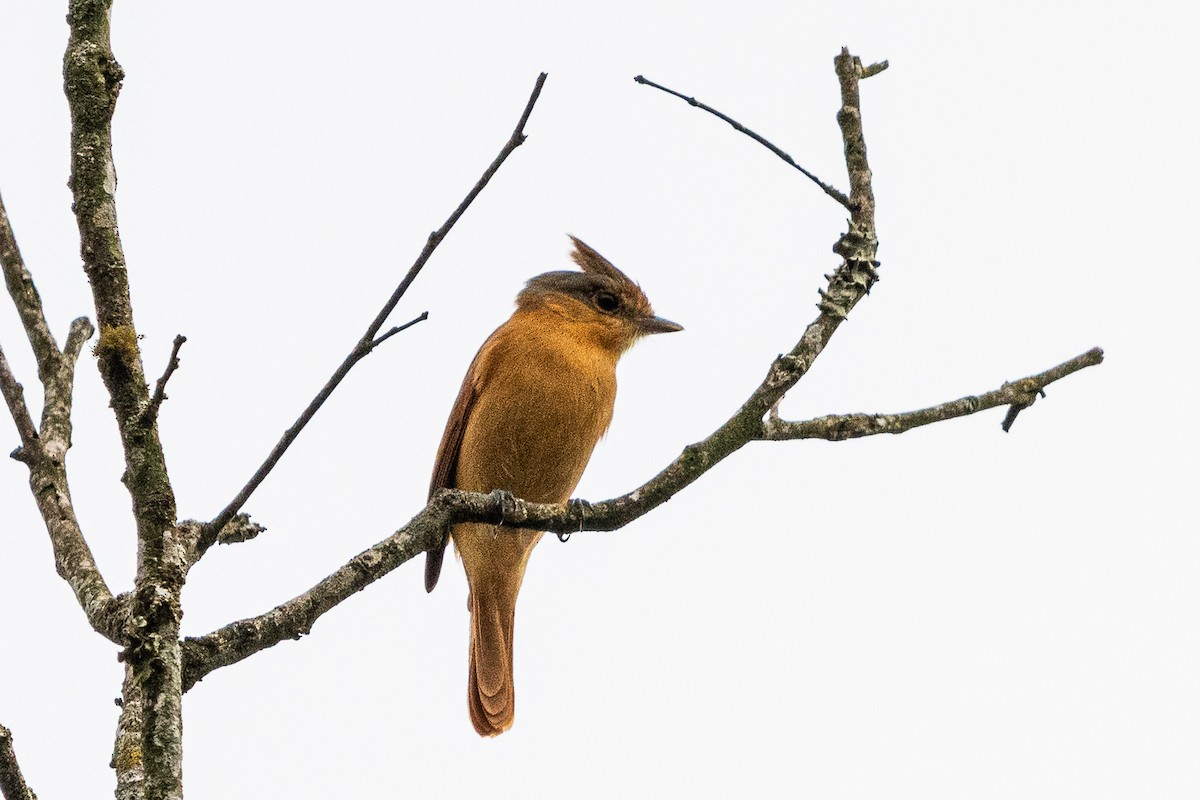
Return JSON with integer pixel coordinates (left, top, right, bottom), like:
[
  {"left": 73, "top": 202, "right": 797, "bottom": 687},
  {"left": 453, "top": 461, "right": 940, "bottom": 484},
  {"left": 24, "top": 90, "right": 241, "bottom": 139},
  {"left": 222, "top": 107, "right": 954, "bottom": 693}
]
[
  {"left": 634, "top": 74, "right": 852, "bottom": 209},
  {"left": 111, "top": 662, "right": 145, "bottom": 800},
  {"left": 0, "top": 191, "right": 59, "bottom": 380},
  {"left": 179, "top": 515, "right": 267, "bottom": 571},
  {"left": 200, "top": 73, "right": 548, "bottom": 552},
  {"left": 66, "top": 0, "right": 180, "bottom": 551},
  {"left": 0, "top": 724, "right": 36, "bottom": 800},
  {"left": 0, "top": 344, "right": 39, "bottom": 460},
  {"left": 143, "top": 334, "right": 186, "bottom": 424},
  {"left": 179, "top": 325, "right": 1095, "bottom": 692},
  {"left": 2, "top": 312, "right": 120, "bottom": 642},
  {"left": 66, "top": 3, "right": 185, "bottom": 796},
  {"left": 3, "top": 185, "right": 119, "bottom": 644},
  {"left": 42, "top": 316, "right": 95, "bottom": 450},
  {"left": 761, "top": 347, "right": 1104, "bottom": 441}
]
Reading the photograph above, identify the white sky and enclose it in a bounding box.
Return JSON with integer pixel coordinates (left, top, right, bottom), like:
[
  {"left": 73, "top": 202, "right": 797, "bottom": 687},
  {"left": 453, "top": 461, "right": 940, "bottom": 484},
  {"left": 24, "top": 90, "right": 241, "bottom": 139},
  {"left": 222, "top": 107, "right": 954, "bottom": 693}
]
[{"left": 1, "top": 1, "right": 1196, "bottom": 798}]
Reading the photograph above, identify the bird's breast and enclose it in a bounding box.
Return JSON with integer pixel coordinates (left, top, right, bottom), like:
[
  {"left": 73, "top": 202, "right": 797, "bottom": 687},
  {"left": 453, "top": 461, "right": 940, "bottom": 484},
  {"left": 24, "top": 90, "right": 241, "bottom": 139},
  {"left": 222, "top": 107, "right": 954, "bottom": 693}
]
[{"left": 455, "top": 321, "right": 618, "bottom": 504}]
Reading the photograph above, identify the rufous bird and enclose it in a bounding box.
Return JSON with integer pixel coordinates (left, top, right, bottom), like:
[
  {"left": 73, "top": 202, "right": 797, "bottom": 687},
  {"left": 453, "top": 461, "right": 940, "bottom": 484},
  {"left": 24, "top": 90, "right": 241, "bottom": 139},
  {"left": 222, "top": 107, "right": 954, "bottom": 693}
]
[{"left": 426, "top": 236, "right": 681, "bottom": 736}]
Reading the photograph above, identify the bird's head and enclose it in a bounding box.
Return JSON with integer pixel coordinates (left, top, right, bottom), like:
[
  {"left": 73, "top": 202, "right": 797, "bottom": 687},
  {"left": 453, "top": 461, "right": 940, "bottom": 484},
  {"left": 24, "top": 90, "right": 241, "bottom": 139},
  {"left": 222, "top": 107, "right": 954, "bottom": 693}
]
[{"left": 516, "top": 236, "right": 682, "bottom": 354}]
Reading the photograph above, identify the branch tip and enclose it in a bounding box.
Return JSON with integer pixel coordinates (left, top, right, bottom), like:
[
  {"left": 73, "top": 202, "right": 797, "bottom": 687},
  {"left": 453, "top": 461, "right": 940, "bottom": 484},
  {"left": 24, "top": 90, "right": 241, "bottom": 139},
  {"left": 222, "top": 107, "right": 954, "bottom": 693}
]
[
  {"left": 860, "top": 60, "right": 889, "bottom": 78},
  {"left": 372, "top": 311, "right": 429, "bottom": 347},
  {"left": 144, "top": 334, "right": 187, "bottom": 423}
]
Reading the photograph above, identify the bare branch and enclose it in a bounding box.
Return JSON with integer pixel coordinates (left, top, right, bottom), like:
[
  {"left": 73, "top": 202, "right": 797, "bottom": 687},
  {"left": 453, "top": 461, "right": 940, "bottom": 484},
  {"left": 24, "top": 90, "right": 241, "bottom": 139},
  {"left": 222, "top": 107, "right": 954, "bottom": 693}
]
[
  {"left": 38, "top": 317, "right": 93, "bottom": 450},
  {"left": 180, "top": 515, "right": 267, "bottom": 570},
  {"left": 144, "top": 334, "right": 187, "bottom": 424},
  {"left": 1, "top": 195, "right": 116, "bottom": 641},
  {"left": 860, "top": 59, "right": 889, "bottom": 79},
  {"left": 372, "top": 311, "right": 429, "bottom": 347},
  {"left": 201, "top": 73, "right": 549, "bottom": 550},
  {"left": 761, "top": 348, "right": 1104, "bottom": 441},
  {"left": 0, "top": 344, "right": 39, "bottom": 461},
  {"left": 634, "top": 74, "right": 852, "bottom": 209},
  {"left": 0, "top": 724, "right": 37, "bottom": 800},
  {"left": 182, "top": 507, "right": 442, "bottom": 690},
  {"left": 0, "top": 191, "right": 59, "bottom": 378},
  {"left": 66, "top": 4, "right": 185, "bottom": 795},
  {"left": 834, "top": 48, "right": 878, "bottom": 222},
  {"left": 181, "top": 335, "right": 1103, "bottom": 689}
]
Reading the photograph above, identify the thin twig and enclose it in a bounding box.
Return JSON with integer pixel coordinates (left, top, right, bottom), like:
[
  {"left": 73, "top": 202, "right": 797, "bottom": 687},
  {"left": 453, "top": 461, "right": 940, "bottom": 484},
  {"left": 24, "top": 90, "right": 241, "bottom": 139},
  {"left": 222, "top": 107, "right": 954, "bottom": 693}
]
[
  {"left": 0, "top": 724, "right": 37, "bottom": 800},
  {"left": 372, "top": 311, "right": 429, "bottom": 347},
  {"left": 201, "top": 73, "right": 549, "bottom": 551},
  {"left": 634, "top": 74, "right": 852, "bottom": 209},
  {"left": 144, "top": 334, "right": 187, "bottom": 423}
]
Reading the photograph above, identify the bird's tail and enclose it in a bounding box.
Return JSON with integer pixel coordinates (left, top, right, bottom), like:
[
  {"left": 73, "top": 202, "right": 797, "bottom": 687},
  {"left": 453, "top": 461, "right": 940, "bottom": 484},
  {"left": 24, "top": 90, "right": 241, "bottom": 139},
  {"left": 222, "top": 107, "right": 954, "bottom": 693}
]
[{"left": 467, "top": 582, "right": 519, "bottom": 736}]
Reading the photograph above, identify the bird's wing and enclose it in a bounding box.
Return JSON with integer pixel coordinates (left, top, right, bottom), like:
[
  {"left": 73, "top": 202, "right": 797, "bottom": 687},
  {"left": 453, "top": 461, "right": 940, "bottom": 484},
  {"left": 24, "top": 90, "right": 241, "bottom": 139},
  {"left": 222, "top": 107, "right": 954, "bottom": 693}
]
[{"left": 425, "top": 349, "right": 484, "bottom": 592}]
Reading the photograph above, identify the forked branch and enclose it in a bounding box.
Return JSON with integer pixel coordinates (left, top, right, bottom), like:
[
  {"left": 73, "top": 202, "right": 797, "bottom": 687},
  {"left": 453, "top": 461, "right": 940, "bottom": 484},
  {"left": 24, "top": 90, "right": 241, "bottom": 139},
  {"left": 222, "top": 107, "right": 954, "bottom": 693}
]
[{"left": 1, "top": 190, "right": 120, "bottom": 643}]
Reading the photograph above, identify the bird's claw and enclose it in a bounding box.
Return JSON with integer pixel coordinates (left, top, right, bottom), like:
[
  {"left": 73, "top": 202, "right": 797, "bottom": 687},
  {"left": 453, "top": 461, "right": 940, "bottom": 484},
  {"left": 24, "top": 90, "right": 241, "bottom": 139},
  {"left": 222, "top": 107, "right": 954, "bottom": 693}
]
[
  {"left": 490, "top": 488, "right": 517, "bottom": 525},
  {"left": 558, "top": 498, "right": 592, "bottom": 542}
]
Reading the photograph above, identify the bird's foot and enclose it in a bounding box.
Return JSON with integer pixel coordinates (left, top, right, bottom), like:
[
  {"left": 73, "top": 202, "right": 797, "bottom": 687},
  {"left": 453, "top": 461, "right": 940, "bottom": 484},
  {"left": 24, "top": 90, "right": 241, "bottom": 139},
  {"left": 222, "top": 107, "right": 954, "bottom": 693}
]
[
  {"left": 490, "top": 488, "right": 516, "bottom": 526},
  {"left": 558, "top": 498, "right": 592, "bottom": 542}
]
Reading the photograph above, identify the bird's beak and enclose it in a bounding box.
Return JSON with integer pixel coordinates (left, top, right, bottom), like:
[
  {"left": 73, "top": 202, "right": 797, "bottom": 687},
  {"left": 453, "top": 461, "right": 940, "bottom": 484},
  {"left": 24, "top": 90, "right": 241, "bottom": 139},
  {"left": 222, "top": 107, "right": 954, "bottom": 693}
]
[{"left": 638, "top": 315, "right": 683, "bottom": 335}]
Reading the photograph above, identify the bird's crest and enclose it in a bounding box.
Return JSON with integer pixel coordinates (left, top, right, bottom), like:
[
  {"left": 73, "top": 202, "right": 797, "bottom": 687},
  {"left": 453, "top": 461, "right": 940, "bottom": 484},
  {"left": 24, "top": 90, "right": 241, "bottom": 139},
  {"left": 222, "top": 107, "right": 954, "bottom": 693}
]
[{"left": 568, "top": 235, "right": 636, "bottom": 288}]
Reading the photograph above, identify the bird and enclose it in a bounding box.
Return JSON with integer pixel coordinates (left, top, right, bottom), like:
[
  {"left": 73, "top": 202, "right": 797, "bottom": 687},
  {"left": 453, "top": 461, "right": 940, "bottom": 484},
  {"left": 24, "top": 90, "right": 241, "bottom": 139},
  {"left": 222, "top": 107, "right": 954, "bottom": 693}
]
[{"left": 426, "top": 236, "right": 682, "bottom": 736}]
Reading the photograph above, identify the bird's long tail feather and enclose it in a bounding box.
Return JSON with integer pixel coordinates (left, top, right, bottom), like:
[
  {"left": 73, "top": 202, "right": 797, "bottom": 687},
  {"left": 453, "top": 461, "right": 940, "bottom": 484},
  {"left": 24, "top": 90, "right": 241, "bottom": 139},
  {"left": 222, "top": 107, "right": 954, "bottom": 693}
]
[{"left": 467, "top": 584, "right": 518, "bottom": 736}]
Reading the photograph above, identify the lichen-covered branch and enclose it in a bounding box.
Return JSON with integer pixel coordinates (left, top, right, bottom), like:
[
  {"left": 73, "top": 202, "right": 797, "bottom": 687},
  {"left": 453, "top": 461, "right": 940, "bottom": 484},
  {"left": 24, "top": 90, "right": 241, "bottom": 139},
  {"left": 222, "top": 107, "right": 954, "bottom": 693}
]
[
  {"left": 111, "top": 663, "right": 146, "bottom": 800},
  {"left": 66, "top": 0, "right": 180, "bottom": 552},
  {"left": 0, "top": 344, "right": 38, "bottom": 457},
  {"left": 65, "top": 1, "right": 183, "bottom": 797},
  {"left": 178, "top": 342, "right": 1103, "bottom": 690},
  {"left": 200, "top": 73, "right": 548, "bottom": 554},
  {"left": 178, "top": 515, "right": 267, "bottom": 571},
  {"left": 761, "top": 347, "right": 1104, "bottom": 441},
  {"left": 2, "top": 316, "right": 121, "bottom": 641},
  {"left": 179, "top": 328, "right": 1102, "bottom": 689},
  {"left": 3, "top": 186, "right": 122, "bottom": 644},
  {"left": 0, "top": 724, "right": 36, "bottom": 800},
  {"left": 0, "top": 192, "right": 59, "bottom": 380}
]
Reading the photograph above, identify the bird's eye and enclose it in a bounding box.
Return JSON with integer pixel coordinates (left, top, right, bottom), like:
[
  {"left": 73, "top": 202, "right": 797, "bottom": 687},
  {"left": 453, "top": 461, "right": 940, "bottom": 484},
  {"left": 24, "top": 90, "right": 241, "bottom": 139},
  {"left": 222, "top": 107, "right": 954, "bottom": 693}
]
[{"left": 594, "top": 292, "right": 620, "bottom": 313}]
